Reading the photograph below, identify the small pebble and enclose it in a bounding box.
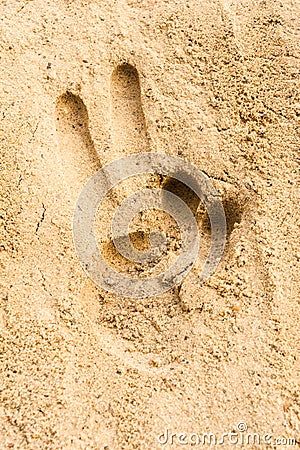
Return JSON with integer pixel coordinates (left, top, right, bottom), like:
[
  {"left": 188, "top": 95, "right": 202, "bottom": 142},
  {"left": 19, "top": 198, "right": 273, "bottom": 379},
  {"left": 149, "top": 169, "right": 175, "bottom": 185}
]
[{"left": 232, "top": 304, "right": 241, "bottom": 312}]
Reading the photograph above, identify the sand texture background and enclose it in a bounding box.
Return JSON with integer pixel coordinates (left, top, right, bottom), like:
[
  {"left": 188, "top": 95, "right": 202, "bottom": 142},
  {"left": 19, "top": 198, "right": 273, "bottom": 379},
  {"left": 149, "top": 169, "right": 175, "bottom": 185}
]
[{"left": 0, "top": 0, "right": 299, "bottom": 448}]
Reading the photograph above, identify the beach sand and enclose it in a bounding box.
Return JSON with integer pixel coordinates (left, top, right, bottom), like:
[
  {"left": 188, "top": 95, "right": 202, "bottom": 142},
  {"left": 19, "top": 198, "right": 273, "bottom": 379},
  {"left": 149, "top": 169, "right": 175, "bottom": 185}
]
[{"left": 0, "top": 0, "right": 299, "bottom": 448}]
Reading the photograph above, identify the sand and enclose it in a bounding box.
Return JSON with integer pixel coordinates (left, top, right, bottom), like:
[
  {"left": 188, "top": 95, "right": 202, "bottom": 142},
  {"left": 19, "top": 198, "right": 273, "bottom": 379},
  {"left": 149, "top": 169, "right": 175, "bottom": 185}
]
[{"left": 0, "top": 0, "right": 299, "bottom": 448}]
